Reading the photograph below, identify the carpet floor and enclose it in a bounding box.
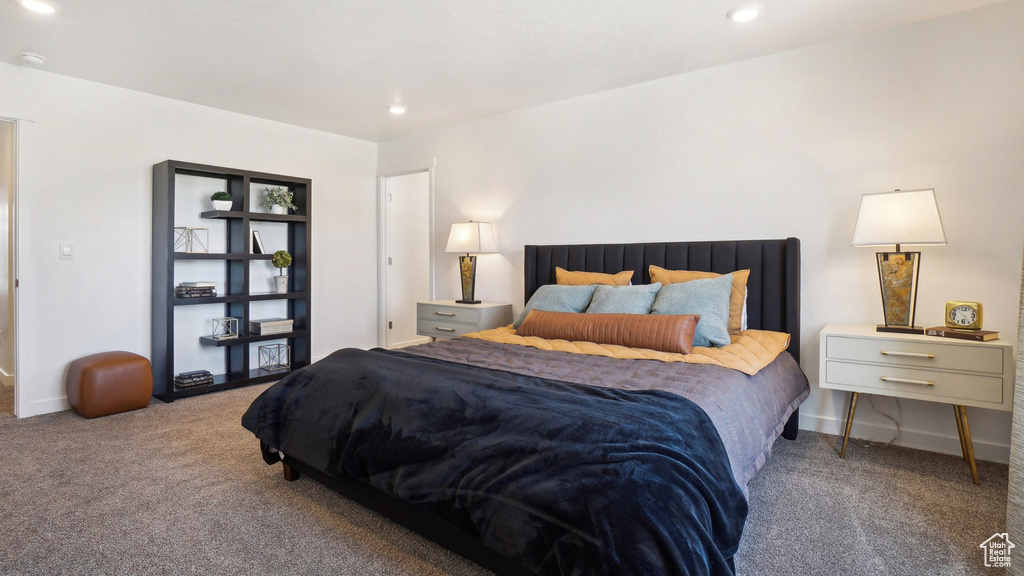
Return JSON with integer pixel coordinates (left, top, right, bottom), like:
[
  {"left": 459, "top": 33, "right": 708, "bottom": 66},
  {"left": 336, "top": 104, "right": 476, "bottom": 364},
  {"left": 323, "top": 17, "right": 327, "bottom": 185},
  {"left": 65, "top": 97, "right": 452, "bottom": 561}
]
[{"left": 0, "top": 384, "right": 1007, "bottom": 575}]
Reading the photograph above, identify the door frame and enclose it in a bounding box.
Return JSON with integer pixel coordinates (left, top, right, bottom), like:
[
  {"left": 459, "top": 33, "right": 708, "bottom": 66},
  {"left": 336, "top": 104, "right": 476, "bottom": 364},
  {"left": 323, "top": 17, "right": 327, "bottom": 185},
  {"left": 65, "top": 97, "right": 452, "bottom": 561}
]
[
  {"left": 0, "top": 113, "right": 26, "bottom": 417},
  {"left": 377, "top": 168, "right": 434, "bottom": 348}
]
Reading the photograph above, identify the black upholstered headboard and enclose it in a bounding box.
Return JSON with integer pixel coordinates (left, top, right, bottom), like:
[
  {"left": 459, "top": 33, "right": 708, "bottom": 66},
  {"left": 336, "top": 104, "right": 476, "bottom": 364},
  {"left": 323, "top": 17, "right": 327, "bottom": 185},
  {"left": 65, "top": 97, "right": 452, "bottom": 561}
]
[{"left": 524, "top": 238, "right": 801, "bottom": 362}]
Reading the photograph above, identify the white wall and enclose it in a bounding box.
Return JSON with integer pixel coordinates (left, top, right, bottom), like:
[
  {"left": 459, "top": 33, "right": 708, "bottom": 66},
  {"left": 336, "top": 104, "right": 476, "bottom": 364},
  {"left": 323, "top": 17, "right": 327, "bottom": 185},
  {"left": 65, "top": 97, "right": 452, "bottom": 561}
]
[
  {"left": 0, "top": 62, "right": 379, "bottom": 417},
  {"left": 379, "top": 1, "right": 1024, "bottom": 462}
]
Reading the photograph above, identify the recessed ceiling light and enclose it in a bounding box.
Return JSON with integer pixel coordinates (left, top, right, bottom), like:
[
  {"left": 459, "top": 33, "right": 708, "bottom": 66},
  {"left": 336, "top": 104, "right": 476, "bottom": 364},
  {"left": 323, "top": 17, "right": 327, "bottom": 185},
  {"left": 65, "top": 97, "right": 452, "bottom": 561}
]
[
  {"left": 20, "top": 52, "right": 46, "bottom": 66},
  {"left": 388, "top": 105, "right": 407, "bottom": 115},
  {"left": 20, "top": 0, "right": 59, "bottom": 14},
  {"left": 727, "top": 4, "right": 761, "bottom": 23}
]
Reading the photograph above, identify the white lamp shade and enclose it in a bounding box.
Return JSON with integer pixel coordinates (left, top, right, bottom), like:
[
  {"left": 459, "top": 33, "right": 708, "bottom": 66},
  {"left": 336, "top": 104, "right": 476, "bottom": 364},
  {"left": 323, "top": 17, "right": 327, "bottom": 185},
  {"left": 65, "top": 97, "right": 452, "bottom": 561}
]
[
  {"left": 851, "top": 189, "right": 947, "bottom": 247},
  {"left": 445, "top": 221, "right": 497, "bottom": 254}
]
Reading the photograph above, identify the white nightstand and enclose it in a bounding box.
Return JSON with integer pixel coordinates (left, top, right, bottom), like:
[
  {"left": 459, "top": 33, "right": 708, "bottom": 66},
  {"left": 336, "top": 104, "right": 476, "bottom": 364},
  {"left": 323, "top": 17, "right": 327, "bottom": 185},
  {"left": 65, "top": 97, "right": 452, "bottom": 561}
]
[
  {"left": 417, "top": 300, "right": 513, "bottom": 339},
  {"left": 819, "top": 324, "right": 1015, "bottom": 485}
]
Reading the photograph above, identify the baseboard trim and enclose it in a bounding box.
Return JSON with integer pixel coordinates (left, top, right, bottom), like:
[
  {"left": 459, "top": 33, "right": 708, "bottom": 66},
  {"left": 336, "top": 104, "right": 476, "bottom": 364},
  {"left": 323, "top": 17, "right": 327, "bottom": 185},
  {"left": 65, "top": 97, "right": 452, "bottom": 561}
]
[
  {"left": 27, "top": 396, "right": 71, "bottom": 418},
  {"left": 802, "top": 413, "right": 1010, "bottom": 465},
  {"left": 388, "top": 338, "right": 431, "bottom": 349},
  {"left": 311, "top": 339, "right": 419, "bottom": 366}
]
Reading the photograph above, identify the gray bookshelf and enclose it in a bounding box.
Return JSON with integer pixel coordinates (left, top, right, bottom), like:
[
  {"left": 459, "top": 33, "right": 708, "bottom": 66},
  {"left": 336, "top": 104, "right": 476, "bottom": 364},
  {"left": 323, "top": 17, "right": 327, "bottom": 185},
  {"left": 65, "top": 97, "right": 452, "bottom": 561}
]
[{"left": 151, "top": 160, "right": 311, "bottom": 401}]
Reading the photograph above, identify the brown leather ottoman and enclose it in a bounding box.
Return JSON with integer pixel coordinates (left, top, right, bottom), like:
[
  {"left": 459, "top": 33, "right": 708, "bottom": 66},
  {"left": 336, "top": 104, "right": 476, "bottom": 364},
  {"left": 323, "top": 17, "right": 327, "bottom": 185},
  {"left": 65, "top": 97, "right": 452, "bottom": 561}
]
[{"left": 66, "top": 351, "right": 153, "bottom": 418}]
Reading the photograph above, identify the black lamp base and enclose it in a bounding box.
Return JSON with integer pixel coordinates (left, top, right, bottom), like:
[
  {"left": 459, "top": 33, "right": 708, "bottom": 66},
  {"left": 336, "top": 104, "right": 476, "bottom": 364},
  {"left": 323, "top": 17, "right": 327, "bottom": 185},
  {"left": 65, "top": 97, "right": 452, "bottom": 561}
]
[
  {"left": 876, "top": 324, "right": 924, "bottom": 335},
  {"left": 456, "top": 299, "right": 481, "bottom": 305}
]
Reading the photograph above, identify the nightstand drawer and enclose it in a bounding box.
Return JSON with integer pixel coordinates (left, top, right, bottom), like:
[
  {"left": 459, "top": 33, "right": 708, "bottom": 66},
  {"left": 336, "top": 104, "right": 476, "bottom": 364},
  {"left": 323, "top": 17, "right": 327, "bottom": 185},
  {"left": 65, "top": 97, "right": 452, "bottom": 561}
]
[
  {"left": 824, "top": 361, "right": 1003, "bottom": 405},
  {"left": 417, "top": 319, "right": 481, "bottom": 338},
  {"left": 418, "top": 304, "right": 480, "bottom": 325},
  {"left": 825, "top": 335, "right": 1004, "bottom": 375}
]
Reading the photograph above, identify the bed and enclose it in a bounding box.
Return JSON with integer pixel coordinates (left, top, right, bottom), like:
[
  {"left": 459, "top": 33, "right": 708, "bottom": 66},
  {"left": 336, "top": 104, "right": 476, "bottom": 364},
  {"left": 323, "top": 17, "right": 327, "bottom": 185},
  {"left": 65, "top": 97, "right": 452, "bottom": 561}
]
[{"left": 242, "top": 238, "right": 808, "bottom": 576}]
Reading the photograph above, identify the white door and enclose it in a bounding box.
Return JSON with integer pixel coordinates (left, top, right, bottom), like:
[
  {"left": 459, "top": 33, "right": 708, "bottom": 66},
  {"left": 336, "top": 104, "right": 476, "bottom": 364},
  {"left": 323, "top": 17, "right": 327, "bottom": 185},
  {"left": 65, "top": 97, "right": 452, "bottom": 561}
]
[{"left": 383, "top": 171, "right": 431, "bottom": 348}]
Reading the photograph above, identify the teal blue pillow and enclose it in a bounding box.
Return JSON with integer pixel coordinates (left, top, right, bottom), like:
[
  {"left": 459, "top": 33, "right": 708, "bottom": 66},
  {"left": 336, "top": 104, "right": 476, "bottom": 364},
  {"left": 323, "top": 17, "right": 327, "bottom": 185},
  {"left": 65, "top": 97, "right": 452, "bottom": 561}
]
[
  {"left": 515, "top": 285, "right": 597, "bottom": 328},
  {"left": 585, "top": 283, "right": 662, "bottom": 314},
  {"left": 651, "top": 274, "right": 732, "bottom": 347}
]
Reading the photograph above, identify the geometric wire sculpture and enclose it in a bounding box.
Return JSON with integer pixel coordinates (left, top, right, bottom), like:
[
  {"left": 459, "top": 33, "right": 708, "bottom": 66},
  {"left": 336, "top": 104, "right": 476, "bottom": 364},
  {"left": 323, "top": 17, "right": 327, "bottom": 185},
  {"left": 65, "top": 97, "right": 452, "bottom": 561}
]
[
  {"left": 259, "top": 343, "right": 290, "bottom": 373},
  {"left": 211, "top": 317, "right": 239, "bottom": 340},
  {"left": 173, "top": 227, "right": 209, "bottom": 253},
  {"left": 173, "top": 227, "right": 188, "bottom": 252}
]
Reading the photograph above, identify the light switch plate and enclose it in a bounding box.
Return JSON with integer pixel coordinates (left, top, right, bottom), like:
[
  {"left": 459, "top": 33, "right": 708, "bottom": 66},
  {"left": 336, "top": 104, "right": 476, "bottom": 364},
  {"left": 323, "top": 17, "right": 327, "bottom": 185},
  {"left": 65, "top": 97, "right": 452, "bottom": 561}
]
[{"left": 59, "top": 242, "right": 73, "bottom": 260}]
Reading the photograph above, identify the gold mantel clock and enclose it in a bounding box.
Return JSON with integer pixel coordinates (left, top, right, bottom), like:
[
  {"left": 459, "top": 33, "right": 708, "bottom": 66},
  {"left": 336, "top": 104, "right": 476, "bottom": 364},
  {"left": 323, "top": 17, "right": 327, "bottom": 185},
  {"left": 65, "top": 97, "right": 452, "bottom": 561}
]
[{"left": 945, "top": 300, "right": 983, "bottom": 330}]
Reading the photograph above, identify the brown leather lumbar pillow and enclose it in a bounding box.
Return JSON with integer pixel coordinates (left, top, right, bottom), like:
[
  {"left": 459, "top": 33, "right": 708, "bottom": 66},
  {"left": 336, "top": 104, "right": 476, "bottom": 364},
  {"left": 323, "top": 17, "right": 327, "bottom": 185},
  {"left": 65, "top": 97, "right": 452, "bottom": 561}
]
[{"left": 516, "top": 309, "right": 700, "bottom": 355}]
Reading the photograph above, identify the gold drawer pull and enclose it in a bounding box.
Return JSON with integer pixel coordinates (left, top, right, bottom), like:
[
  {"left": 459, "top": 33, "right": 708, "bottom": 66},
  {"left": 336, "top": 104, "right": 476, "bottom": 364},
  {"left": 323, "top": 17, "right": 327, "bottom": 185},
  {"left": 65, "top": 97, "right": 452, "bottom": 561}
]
[
  {"left": 434, "top": 311, "right": 457, "bottom": 317},
  {"left": 880, "top": 350, "right": 934, "bottom": 359},
  {"left": 434, "top": 326, "right": 457, "bottom": 332},
  {"left": 880, "top": 376, "right": 934, "bottom": 386}
]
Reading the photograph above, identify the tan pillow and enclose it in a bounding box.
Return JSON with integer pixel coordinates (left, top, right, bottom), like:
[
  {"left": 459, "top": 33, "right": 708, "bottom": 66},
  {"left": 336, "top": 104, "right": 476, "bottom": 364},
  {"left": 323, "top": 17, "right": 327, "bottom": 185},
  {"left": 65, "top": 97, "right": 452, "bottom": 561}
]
[
  {"left": 555, "top": 267, "right": 633, "bottom": 286},
  {"left": 648, "top": 266, "right": 750, "bottom": 334},
  {"left": 516, "top": 309, "right": 699, "bottom": 355}
]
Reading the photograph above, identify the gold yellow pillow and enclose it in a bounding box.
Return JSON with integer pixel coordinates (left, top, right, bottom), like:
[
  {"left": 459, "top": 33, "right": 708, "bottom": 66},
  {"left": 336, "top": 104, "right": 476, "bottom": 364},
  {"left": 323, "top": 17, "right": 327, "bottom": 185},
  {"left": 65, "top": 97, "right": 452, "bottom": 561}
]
[
  {"left": 555, "top": 267, "right": 633, "bottom": 286},
  {"left": 648, "top": 266, "right": 750, "bottom": 334}
]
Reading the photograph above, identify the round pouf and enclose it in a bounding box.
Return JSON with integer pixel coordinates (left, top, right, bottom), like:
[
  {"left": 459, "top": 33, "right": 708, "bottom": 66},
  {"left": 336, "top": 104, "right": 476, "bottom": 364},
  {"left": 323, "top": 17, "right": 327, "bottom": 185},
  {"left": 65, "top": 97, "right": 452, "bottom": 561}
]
[{"left": 65, "top": 351, "right": 153, "bottom": 418}]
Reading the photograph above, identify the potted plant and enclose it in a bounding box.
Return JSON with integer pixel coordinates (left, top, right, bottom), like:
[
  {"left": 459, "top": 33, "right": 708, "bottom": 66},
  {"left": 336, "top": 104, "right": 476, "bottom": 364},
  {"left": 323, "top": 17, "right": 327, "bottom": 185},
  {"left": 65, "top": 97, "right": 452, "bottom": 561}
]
[
  {"left": 272, "top": 249, "right": 292, "bottom": 293},
  {"left": 262, "top": 186, "right": 298, "bottom": 215},
  {"left": 210, "top": 191, "right": 233, "bottom": 211}
]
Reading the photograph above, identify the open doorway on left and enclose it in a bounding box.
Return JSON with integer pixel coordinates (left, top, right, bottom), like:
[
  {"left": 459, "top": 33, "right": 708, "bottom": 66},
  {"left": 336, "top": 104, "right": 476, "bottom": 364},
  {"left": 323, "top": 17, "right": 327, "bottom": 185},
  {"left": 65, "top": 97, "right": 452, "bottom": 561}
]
[{"left": 0, "top": 118, "right": 17, "bottom": 416}]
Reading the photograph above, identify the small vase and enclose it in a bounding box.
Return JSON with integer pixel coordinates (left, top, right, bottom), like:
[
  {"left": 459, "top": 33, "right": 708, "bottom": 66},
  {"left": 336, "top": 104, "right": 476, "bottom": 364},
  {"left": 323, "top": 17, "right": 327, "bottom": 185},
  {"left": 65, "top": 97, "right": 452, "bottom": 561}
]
[
  {"left": 270, "top": 205, "right": 288, "bottom": 215},
  {"left": 212, "top": 200, "right": 233, "bottom": 211},
  {"left": 274, "top": 275, "right": 289, "bottom": 294}
]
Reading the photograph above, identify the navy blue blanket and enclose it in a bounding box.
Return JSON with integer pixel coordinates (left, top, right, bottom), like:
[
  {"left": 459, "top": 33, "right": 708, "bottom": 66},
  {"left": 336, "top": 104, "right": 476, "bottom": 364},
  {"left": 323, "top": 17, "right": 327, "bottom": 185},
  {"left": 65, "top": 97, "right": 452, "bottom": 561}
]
[{"left": 242, "top": 347, "right": 747, "bottom": 575}]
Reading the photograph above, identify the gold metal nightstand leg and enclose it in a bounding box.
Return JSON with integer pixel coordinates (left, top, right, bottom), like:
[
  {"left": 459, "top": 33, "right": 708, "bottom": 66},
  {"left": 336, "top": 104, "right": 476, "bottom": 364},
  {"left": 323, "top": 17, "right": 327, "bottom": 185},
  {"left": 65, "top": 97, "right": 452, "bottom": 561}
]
[
  {"left": 840, "top": 392, "right": 859, "bottom": 458},
  {"left": 953, "top": 405, "right": 968, "bottom": 462},
  {"left": 955, "top": 405, "right": 980, "bottom": 485}
]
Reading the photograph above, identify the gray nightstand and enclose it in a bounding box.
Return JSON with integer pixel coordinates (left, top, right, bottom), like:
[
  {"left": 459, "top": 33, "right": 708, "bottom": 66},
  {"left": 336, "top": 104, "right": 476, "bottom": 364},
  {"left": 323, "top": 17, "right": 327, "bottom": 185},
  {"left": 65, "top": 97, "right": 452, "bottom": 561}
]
[
  {"left": 819, "top": 324, "right": 1015, "bottom": 484},
  {"left": 417, "top": 300, "right": 513, "bottom": 339}
]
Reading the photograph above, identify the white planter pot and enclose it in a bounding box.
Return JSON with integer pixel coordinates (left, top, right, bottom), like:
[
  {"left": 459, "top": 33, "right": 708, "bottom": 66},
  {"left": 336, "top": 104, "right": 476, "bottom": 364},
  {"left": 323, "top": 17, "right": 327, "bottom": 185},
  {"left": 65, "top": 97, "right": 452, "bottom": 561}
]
[
  {"left": 270, "top": 205, "right": 288, "bottom": 215},
  {"left": 212, "top": 200, "right": 233, "bottom": 211},
  {"left": 274, "top": 275, "right": 289, "bottom": 293}
]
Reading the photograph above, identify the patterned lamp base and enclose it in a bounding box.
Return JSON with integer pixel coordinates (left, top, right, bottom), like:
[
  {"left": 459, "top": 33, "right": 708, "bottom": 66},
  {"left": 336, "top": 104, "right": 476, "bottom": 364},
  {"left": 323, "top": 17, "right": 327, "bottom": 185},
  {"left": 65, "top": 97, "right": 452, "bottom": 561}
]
[
  {"left": 457, "top": 255, "right": 480, "bottom": 304},
  {"left": 875, "top": 251, "right": 923, "bottom": 334}
]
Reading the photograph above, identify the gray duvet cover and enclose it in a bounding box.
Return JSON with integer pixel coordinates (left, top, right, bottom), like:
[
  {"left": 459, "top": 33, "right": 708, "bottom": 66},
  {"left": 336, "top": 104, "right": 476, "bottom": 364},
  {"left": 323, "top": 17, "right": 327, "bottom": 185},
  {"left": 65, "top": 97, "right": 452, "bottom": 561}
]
[{"left": 401, "top": 336, "right": 809, "bottom": 494}]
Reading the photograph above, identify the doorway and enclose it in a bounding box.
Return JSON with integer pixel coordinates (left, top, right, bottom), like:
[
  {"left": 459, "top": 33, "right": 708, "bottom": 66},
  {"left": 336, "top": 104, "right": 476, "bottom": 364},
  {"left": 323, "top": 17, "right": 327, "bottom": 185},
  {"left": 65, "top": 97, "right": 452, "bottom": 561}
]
[
  {"left": 0, "top": 119, "right": 17, "bottom": 415},
  {"left": 379, "top": 170, "right": 432, "bottom": 349}
]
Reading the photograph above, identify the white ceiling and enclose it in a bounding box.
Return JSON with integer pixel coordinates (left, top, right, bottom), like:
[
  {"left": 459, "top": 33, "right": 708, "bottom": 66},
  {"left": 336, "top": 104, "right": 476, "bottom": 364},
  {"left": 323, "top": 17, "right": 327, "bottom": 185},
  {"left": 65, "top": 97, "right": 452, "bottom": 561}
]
[{"left": 0, "top": 0, "right": 1005, "bottom": 142}]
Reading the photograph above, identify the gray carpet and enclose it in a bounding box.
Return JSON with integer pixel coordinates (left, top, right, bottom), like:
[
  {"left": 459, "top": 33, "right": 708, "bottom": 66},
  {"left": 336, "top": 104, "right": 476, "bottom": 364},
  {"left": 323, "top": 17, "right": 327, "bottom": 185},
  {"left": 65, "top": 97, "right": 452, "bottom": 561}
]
[
  {"left": 0, "top": 384, "right": 1007, "bottom": 575},
  {"left": 737, "top": 430, "right": 1007, "bottom": 575},
  {"left": 0, "top": 382, "right": 11, "bottom": 415}
]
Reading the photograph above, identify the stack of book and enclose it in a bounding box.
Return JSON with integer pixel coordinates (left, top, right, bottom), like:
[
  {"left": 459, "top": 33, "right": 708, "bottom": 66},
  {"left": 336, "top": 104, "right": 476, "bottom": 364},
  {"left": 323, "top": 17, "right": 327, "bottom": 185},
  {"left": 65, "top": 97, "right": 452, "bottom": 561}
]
[
  {"left": 250, "top": 317, "right": 294, "bottom": 335},
  {"left": 175, "top": 369, "right": 213, "bottom": 388},
  {"left": 176, "top": 282, "right": 217, "bottom": 298},
  {"left": 924, "top": 326, "right": 999, "bottom": 342}
]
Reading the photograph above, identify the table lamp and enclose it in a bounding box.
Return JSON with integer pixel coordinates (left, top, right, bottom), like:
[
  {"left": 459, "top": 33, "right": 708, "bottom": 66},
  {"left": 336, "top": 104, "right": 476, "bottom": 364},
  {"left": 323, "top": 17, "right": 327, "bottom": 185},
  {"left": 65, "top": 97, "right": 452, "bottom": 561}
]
[
  {"left": 445, "top": 221, "right": 497, "bottom": 304},
  {"left": 852, "top": 189, "right": 946, "bottom": 333}
]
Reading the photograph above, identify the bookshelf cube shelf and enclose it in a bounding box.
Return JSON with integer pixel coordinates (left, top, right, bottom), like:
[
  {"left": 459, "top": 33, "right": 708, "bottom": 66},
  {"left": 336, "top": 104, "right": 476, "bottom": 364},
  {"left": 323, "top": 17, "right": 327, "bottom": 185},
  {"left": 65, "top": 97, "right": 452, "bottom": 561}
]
[{"left": 152, "top": 160, "right": 311, "bottom": 401}]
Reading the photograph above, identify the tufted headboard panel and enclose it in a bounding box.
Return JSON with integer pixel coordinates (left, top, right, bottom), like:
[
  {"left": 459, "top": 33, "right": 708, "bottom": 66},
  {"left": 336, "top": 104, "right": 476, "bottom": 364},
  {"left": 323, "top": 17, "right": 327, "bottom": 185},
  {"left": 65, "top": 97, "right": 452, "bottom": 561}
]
[{"left": 524, "top": 238, "right": 801, "bottom": 362}]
